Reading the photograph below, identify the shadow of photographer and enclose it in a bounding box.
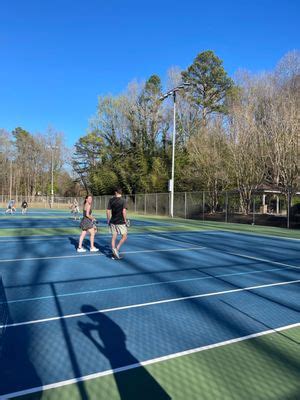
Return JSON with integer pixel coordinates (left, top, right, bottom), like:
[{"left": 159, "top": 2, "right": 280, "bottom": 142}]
[{"left": 78, "top": 305, "right": 171, "bottom": 400}]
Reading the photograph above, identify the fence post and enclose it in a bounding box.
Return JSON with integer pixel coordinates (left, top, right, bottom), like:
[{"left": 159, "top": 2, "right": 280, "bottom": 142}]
[
  {"left": 225, "top": 192, "right": 228, "bottom": 223},
  {"left": 252, "top": 196, "right": 256, "bottom": 225},
  {"left": 202, "top": 192, "right": 205, "bottom": 222},
  {"left": 287, "top": 189, "right": 291, "bottom": 229},
  {"left": 144, "top": 194, "right": 147, "bottom": 215},
  {"left": 184, "top": 192, "right": 187, "bottom": 219},
  {"left": 155, "top": 193, "right": 158, "bottom": 215}
]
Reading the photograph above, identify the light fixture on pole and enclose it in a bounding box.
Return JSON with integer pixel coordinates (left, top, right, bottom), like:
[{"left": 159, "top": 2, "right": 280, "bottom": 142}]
[{"left": 159, "top": 82, "right": 191, "bottom": 218}]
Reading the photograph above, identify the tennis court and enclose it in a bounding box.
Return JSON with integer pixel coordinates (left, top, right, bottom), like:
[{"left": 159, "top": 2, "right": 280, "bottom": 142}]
[{"left": 0, "top": 209, "right": 299, "bottom": 399}]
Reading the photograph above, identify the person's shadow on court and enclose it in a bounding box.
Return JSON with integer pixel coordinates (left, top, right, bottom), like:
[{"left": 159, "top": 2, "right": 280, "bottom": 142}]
[{"left": 78, "top": 305, "right": 171, "bottom": 400}]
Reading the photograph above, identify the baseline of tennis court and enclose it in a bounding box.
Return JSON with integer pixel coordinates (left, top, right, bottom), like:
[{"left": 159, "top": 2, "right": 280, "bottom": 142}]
[{"left": 0, "top": 227, "right": 299, "bottom": 399}]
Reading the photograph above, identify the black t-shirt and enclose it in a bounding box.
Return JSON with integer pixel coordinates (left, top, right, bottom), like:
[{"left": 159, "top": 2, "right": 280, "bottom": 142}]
[
  {"left": 22, "top": 201, "right": 28, "bottom": 208},
  {"left": 107, "top": 197, "right": 126, "bottom": 224}
]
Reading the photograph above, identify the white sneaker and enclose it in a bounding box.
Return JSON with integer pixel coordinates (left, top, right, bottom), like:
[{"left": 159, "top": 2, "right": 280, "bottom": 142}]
[
  {"left": 77, "top": 247, "right": 86, "bottom": 253},
  {"left": 90, "top": 247, "right": 99, "bottom": 252},
  {"left": 112, "top": 248, "right": 121, "bottom": 259}
]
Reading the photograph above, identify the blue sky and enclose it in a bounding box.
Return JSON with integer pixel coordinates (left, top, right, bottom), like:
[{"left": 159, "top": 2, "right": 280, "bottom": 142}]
[{"left": 0, "top": 0, "right": 299, "bottom": 147}]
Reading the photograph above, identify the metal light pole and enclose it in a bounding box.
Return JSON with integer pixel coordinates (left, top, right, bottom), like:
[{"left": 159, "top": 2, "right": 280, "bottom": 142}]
[
  {"left": 47, "top": 145, "right": 58, "bottom": 207},
  {"left": 51, "top": 149, "right": 54, "bottom": 207},
  {"left": 9, "top": 159, "right": 12, "bottom": 200},
  {"left": 160, "top": 83, "right": 190, "bottom": 217}
]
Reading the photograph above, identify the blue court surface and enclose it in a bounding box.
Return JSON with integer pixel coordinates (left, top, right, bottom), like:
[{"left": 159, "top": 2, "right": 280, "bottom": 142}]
[
  {"left": 0, "top": 219, "right": 299, "bottom": 398},
  {"left": 0, "top": 212, "right": 171, "bottom": 229}
]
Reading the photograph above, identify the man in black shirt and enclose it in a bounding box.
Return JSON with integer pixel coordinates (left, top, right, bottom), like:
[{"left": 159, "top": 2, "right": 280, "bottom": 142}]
[
  {"left": 21, "top": 200, "right": 28, "bottom": 214},
  {"left": 106, "top": 188, "right": 128, "bottom": 259}
]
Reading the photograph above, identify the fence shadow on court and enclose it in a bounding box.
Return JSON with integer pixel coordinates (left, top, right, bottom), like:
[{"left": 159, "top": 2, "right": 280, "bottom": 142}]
[
  {"left": 0, "top": 277, "right": 42, "bottom": 399},
  {"left": 78, "top": 305, "right": 171, "bottom": 400}
]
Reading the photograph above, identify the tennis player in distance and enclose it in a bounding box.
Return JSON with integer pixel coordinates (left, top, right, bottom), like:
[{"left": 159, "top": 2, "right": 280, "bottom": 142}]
[
  {"left": 106, "top": 187, "right": 128, "bottom": 260},
  {"left": 70, "top": 198, "right": 80, "bottom": 220},
  {"left": 5, "top": 199, "right": 16, "bottom": 214}
]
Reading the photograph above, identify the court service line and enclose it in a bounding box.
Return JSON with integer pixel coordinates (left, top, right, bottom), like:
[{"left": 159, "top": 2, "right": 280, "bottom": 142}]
[
  {"left": 149, "top": 233, "right": 200, "bottom": 248},
  {"left": 151, "top": 234, "right": 300, "bottom": 275},
  {"left": 3, "top": 321, "right": 300, "bottom": 399},
  {"left": 0, "top": 253, "right": 105, "bottom": 263},
  {"left": 4, "top": 264, "right": 299, "bottom": 305},
  {"left": 0, "top": 246, "right": 206, "bottom": 264},
  {"left": 2, "top": 278, "right": 300, "bottom": 329},
  {"left": 169, "top": 220, "right": 300, "bottom": 242},
  {"left": 0, "top": 237, "right": 75, "bottom": 243},
  {"left": 215, "top": 229, "right": 300, "bottom": 242},
  {"left": 205, "top": 227, "right": 300, "bottom": 242},
  {"left": 154, "top": 234, "right": 300, "bottom": 271},
  {"left": 154, "top": 230, "right": 300, "bottom": 254},
  {"left": 228, "top": 252, "right": 300, "bottom": 269},
  {"left": 0, "top": 233, "right": 153, "bottom": 243},
  {"left": 125, "top": 246, "right": 206, "bottom": 254}
]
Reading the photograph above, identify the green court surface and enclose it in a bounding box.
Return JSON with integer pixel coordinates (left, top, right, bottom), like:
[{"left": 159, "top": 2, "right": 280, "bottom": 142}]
[
  {"left": 14, "top": 326, "right": 300, "bottom": 400},
  {"left": 0, "top": 211, "right": 300, "bottom": 239}
]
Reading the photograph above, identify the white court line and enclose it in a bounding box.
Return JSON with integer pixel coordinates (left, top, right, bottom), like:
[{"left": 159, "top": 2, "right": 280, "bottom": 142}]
[
  {"left": 151, "top": 234, "right": 300, "bottom": 277},
  {"left": 0, "top": 253, "right": 105, "bottom": 263},
  {"left": 0, "top": 227, "right": 299, "bottom": 243},
  {"left": 125, "top": 246, "right": 205, "bottom": 254},
  {"left": 227, "top": 252, "right": 300, "bottom": 269},
  {"left": 0, "top": 231, "right": 196, "bottom": 243},
  {"left": 0, "top": 246, "right": 206, "bottom": 264},
  {"left": 0, "top": 237, "right": 73, "bottom": 243},
  {"left": 153, "top": 233, "right": 300, "bottom": 270},
  {"left": 200, "top": 227, "right": 300, "bottom": 241},
  {"left": 219, "top": 229, "right": 300, "bottom": 242},
  {"left": 149, "top": 233, "right": 202, "bottom": 248},
  {"left": 170, "top": 220, "right": 300, "bottom": 242},
  {"left": 5, "top": 264, "right": 299, "bottom": 305},
  {"left": 0, "top": 235, "right": 80, "bottom": 242},
  {"left": 0, "top": 232, "right": 156, "bottom": 242},
  {"left": 2, "top": 278, "right": 300, "bottom": 329},
  {"left": 149, "top": 231, "right": 300, "bottom": 260},
  {"left": 3, "top": 321, "right": 300, "bottom": 399}
]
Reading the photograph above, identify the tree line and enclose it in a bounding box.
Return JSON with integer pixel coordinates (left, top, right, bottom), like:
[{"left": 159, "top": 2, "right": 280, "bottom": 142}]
[
  {"left": 0, "top": 127, "right": 78, "bottom": 199},
  {"left": 1, "top": 50, "right": 298, "bottom": 210},
  {"left": 73, "top": 50, "right": 300, "bottom": 213}
]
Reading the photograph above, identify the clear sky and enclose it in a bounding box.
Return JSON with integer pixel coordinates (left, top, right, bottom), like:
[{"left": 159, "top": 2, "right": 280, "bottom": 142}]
[{"left": 0, "top": 0, "right": 299, "bottom": 146}]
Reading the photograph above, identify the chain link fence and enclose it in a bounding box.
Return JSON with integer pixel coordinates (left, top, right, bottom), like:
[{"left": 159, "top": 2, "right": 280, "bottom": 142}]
[
  {"left": 121, "top": 190, "right": 300, "bottom": 229},
  {"left": 0, "top": 191, "right": 299, "bottom": 228}
]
